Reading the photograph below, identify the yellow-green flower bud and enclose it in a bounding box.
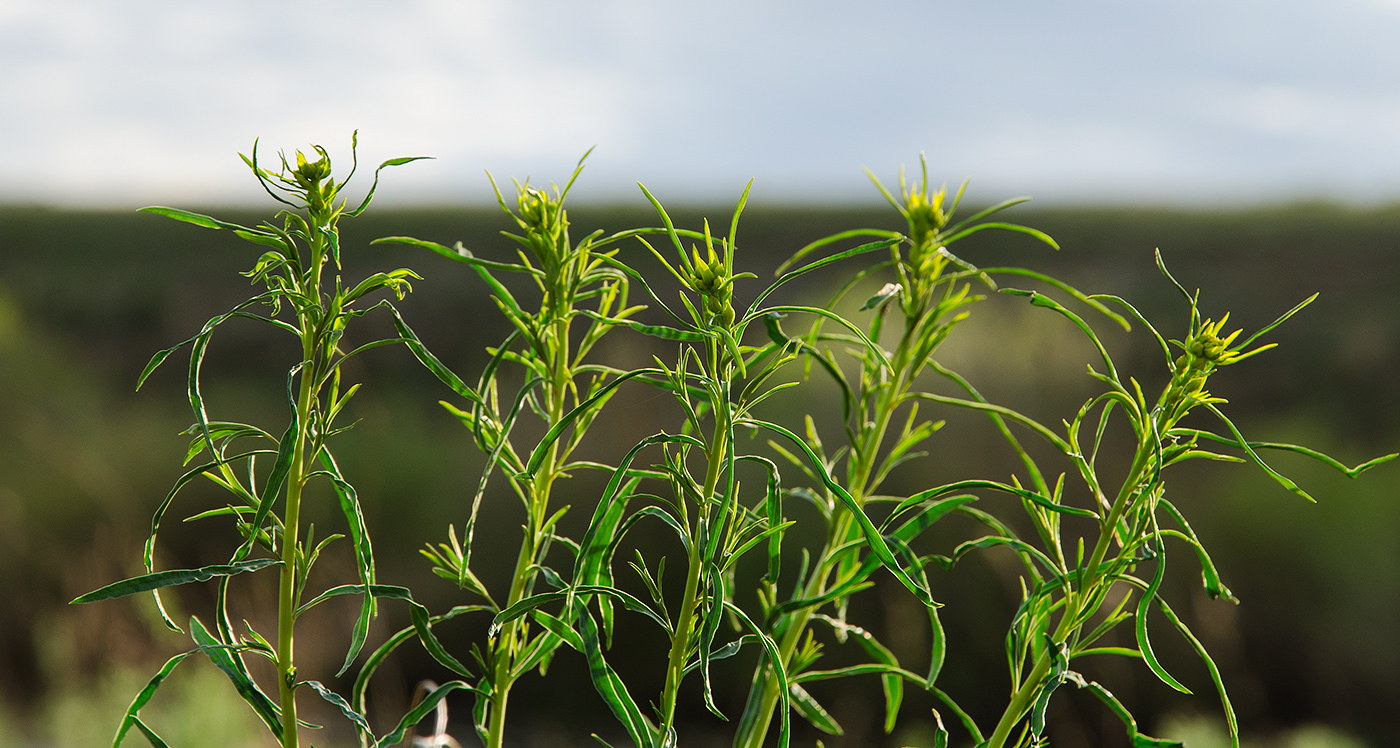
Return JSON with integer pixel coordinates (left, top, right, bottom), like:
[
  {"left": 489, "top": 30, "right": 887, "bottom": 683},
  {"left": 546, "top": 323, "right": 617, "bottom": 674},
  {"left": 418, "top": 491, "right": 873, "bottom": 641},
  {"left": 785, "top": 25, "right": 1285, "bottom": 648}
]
[
  {"left": 685, "top": 243, "right": 735, "bottom": 327},
  {"left": 293, "top": 151, "right": 330, "bottom": 188},
  {"left": 520, "top": 188, "right": 551, "bottom": 227},
  {"left": 906, "top": 186, "right": 946, "bottom": 250},
  {"left": 1187, "top": 330, "right": 1227, "bottom": 363}
]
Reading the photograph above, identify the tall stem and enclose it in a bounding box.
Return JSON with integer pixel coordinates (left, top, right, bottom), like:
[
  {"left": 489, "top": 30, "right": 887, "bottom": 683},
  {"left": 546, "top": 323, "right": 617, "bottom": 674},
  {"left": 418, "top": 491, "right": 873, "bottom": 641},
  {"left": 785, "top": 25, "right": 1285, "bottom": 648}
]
[
  {"left": 983, "top": 443, "right": 1153, "bottom": 748},
  {"left": 486, "top": 314, "right": 570, "bottom": 748},
  {"left": 276, "top": 220, "right": 329, "bottom": 748},
  {"left": 276, "top": 323, "right": 316, "bottom": 748},
  {"left": 661, "top": 392, "right": 729, "bottom": 737},
  {"left": 735, "top": 325, "right": 916, "bottom": 748}
]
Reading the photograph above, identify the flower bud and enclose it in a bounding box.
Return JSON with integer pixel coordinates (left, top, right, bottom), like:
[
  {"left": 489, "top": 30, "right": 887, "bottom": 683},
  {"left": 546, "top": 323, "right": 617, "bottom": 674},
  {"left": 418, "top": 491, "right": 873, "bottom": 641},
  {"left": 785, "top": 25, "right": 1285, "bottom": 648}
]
[
  {"left": 293, "top": 150, "right": 330, "bottom": 188},
  {"left": 906, "top": 186, "right": 946, "bottom": 250}
]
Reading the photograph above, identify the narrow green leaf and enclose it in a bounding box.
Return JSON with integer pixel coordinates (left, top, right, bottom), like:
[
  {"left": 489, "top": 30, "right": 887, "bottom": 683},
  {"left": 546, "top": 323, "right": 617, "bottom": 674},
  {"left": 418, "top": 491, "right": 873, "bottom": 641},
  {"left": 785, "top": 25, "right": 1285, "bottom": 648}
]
[
  {"left": 383, "top": 304, "right": 483, "bottom": 406},
  {"left": 346, "top": 154, "right": 432, "bottom": 218},
  {"left": 573, "top": 434, "right": 702, "bottom": 589},
  {"left": 1158, "top": 599, "right": 1239, "bottom": 748},
  {"left": 697, "top": 566, "right": 728, "bottom": 720},
  {"left": 532, "top": 609, "right": 584, "bottom": 652},
  {"left": 578, "top": 606, "right": 658, "bottom": 748},
  {"left": 749, "top": 237, "right": 900, "bottom": 315},
  {"left": 72, "top": 559, "right": 279, "bottom": 604},
  {"left": 233, "top": 368, "right": 302, "bottom": 563},
  {"left": 129, "top": 719, "right": 172, "bottom": 748},
  {"left": 190, "top": 616, "right": 282, "bottom": 735},
  {"left": 859, "top": 282, "right": 903, "bottom": 311},
  {"left": 931, "top": 686, "right": 984, "bottom": 744},
  {"left": 373, "top": 236, "right": 545, "bottom": 276},
  {"left": 136, "top": 343, "right": 183, "bottom": 391},
  {"left": 315, "top": 452, "right": 377, "bottom": 676},
  {"left": 1157, "top": 525, "right": 1237, "bottom": 603},
  {"left": 1178, "top": 428, "right": 1398, "bottom": 479},
  {"left": 815, "top": 616, "right": 902, "bottom": 733},
  {"left": 1064, "top": 671, "right": 1185, "bottom": 747},
  {"left": 927, "top": 605, "right": 947, "bottom": 685},
  {"left": 1005, "top": 289, "right": 1120, "bottom": 382},
  {"left": 906, "top": 394, "right": 1078, "bottom": 463},
  {"left": 789, "top": 663, "right": 926, "bottom": 685},
  {"left": 526, "top": 369, "right": 667, "bottom": 477},
  {"left": 743, "top": 305, "right": 891, "bottom": 374},
  {"left": 111, "top": 651, "right": 194, "bottom": 747},
  {"left": 494, "top": 586, "right": 668, "bottom": 634},
  {"left": 303, "top": 680, "right": 372, "bottom": 735},
  {"left": 774, "top": 228, "right": 899, "bottom": 276},
  {"left": 941, "top": 196, "right": 1033, "bottom": 237},
  {"left": 789, "top": 684, "right": 843, "bottom": 735},
  {"left": 942, "top": 221, "right": 1058, "bottom": 250},
  {"left": 373, "top": 681, "right": 469, "bottom": 748},
  {"left": 724, "top": 601, "right": 791, "bottom": 748},
  {"left": 352, "top": 605, "right": 489, "bottom": 716},
  {"left": 139, "top": 206, "right": 271, "bottom": 236},
  {"left": 578, "top": 309, "right": 708, "bottom": 341},
  {"left": 1030, "top": 640, "right": 1070, "bottom": 736},
  {"left": 938, "top": 536, "right": 1064, "bottom": 582},
  {"left": 1136, "top": 555, "right": 1193, "bottom": 695},
  {"left": 1203, "top": 403, "right": 1315, "bottom": 502},
  {"left": 1235, "top": 292, "right": 1317, "bottom": 351}
]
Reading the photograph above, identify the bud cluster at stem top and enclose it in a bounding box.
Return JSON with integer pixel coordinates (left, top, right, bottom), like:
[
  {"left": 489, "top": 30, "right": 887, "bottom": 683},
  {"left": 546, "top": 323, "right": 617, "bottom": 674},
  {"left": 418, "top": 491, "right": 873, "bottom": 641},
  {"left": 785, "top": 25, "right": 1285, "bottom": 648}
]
[
  {"left": 516, "top": 185, "right": 570, "bottom": 274},
  {"left": 1161, "top": 313, "right": 1270, "bottom": 421},
  {"left": 686, "top": 236, "right": 736, "bottom": 327},
  {"left": 243, "top": 143, "right": 347, "bottom": 220},
  {"left": 905, "top": 183, "right": 948, "bottom": 255}
]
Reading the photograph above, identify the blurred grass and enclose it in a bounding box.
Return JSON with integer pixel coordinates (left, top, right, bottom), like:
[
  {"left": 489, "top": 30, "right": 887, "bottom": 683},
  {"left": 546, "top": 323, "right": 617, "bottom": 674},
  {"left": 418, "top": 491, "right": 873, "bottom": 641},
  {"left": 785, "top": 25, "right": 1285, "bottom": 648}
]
[{"left": 1, "top": 202, "right": 1397, "bottom": 746}]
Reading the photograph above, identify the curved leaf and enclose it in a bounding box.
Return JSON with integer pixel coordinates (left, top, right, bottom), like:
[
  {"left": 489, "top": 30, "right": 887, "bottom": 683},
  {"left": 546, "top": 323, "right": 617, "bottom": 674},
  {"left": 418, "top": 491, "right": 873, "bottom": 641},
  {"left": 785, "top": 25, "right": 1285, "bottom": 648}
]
[{"left": 72, "top": 559, "right": 279, "bottom": 604}]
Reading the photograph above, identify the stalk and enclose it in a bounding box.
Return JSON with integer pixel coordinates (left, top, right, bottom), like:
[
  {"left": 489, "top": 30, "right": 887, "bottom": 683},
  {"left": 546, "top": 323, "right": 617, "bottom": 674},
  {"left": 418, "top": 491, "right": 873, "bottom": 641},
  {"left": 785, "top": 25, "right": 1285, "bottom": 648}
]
[
  {"left": 485, "top": 313, "right": 570, "bottom": 748},
  {"left": 983, "top": 409, "right": 1154, "bottom": 746},
  {"left": 276, "top": 362, "right": 314, "bottom": 748},
  {"left": 660, "top": 404, "right": 730, "bottom": 737},
  {"left": 274, "top": 216, "right": 329, "bottom": 748},
  {"left": 82, "top": 137, "right": 428, "bottom": 748},
  {"left": 660, "top": 541, "right": 704, "bottom": 737},
  {"left": 734, "top": 325, "right": 916, "bottom": 748}
]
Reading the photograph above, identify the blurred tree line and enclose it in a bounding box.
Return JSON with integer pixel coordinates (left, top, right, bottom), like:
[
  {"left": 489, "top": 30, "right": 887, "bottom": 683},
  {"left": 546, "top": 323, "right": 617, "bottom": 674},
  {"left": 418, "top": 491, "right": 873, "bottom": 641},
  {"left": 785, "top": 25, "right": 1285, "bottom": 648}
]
[{"left": 0, "top": 202, "right": 1396, "bottom": 747}]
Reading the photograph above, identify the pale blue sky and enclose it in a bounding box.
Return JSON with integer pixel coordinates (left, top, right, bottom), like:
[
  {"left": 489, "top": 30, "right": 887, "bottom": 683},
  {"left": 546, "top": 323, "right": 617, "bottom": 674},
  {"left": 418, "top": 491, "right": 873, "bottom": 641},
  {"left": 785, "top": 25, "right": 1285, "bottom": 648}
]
[{"left": 3, "top": 0, "right": 1399, "bottom": 207}]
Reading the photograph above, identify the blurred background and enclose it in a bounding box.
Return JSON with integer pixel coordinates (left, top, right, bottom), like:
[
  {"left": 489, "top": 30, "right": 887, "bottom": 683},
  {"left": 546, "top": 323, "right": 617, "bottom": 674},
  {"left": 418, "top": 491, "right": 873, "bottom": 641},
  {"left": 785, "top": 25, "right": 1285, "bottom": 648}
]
[{"left": 2, "top": 2, "right": 1399, "bottom": 747}]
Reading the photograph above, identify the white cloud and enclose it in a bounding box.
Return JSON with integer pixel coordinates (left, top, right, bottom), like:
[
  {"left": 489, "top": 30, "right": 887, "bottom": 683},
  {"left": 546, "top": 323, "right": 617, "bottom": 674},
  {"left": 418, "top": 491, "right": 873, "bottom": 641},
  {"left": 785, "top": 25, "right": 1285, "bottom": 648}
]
[{"left": 4, "top": 0, "right": 1400, "bottom": 206}]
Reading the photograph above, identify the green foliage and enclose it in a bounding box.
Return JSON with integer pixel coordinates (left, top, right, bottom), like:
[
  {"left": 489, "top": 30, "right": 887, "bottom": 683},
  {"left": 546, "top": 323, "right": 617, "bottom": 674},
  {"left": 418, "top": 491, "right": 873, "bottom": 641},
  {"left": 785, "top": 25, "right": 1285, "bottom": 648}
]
[
  {"left": 72, "top": 142, "right": 1394, "bottom": 748},
  {"left": 70, "top": 134, "right": 462, "bottom": 748}
]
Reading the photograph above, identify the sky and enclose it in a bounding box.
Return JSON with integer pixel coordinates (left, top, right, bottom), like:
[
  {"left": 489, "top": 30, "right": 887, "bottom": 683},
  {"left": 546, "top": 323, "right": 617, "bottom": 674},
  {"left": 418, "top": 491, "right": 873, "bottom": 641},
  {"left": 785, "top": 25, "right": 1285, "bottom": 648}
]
[{"left": 3, "top": 0, "right": 1400, "bottom": 208}]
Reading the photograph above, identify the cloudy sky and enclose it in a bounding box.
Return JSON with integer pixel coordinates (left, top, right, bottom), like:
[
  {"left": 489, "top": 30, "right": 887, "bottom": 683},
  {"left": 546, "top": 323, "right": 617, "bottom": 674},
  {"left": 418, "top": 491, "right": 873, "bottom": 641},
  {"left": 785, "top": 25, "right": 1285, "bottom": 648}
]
[{"left": 3, "top": 0, "right": 1399, "bottom": 208}]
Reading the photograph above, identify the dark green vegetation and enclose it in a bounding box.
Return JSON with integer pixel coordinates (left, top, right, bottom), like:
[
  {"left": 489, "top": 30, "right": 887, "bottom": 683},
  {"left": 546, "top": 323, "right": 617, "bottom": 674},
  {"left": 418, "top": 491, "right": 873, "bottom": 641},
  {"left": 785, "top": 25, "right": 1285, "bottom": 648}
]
[{"left": 2, "top": 197, "right": 1398, "bottom": 746}]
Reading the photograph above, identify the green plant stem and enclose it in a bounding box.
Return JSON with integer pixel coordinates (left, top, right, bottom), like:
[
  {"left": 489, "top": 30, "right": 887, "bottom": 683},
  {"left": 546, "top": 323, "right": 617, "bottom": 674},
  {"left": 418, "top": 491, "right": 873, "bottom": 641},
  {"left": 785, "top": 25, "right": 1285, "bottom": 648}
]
[
  {"left": 660, "top": 340, "right": 733, "bottom": 740},
  {"left": 735, "top": 325, "right": 916, "bottom": 748},
  {"left": 486, "top": 463, "right": 559, "bottom": 748},
  {"left": 486, "top": 315, "right": 570, "bottom": 748},
  {"left": 659, "top": 420, "right": 725, "bottom": 735},
  {"left": 983, "top": 440, "right": 1153, "bottom": 748},
  {"left": 276, "top": 219, "right": 331, "bottom": 748},
  {"left": 660, "top": 541, "right": 704, "bottom": 739},
  {"left": 486, "top": 539, "right": 532, "bottom": 747},
  {"left": 277, "top": 321, "right": 317, "bottom": 748}
]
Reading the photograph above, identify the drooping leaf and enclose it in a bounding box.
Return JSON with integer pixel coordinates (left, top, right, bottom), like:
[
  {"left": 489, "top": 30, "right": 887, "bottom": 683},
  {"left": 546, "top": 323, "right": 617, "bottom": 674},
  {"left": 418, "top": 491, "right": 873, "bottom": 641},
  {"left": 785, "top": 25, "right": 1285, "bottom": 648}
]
[
  {"left": 373, "top": 681, "right": 471, "bottom": 748},
  {"left": 303, "top": 680, "right": 372, "bottom": 736},
  {"left": 789, "top": 684, "right": 843, "bottom": 735},
  {"left": 110, "top": 651, "right": 194, "bottom": 747},
  {"left": 190, "top": 616, "right": 282, "bottom": 735},
  {"left": 1137, "top": 553, "right": 1194, "bottom": 697},
  {"left": 72, "top": 559, "right": 279, "bottom": 604},
  {"left": 577, "top": 606, "right": 658, "bottom": 748}
]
